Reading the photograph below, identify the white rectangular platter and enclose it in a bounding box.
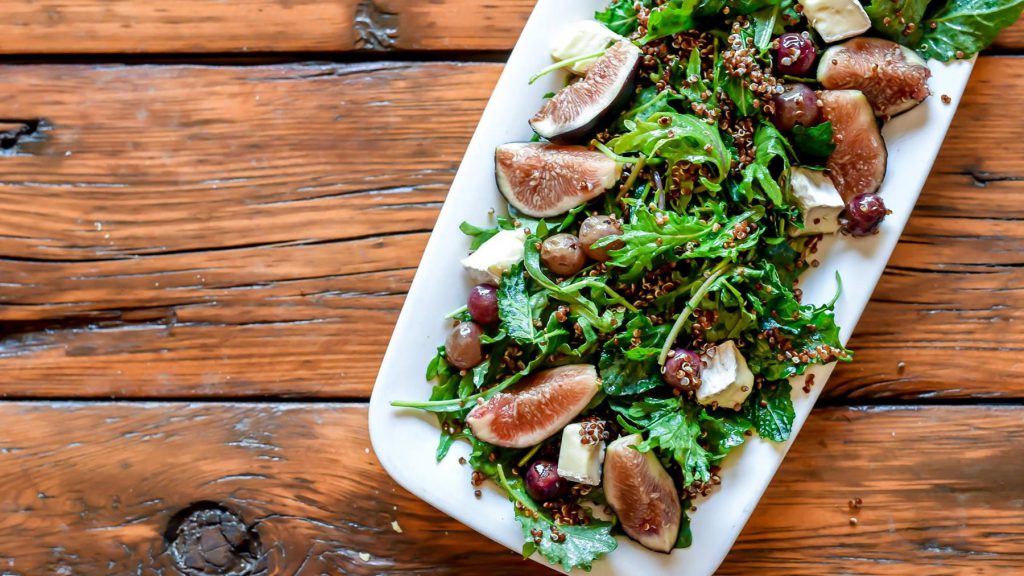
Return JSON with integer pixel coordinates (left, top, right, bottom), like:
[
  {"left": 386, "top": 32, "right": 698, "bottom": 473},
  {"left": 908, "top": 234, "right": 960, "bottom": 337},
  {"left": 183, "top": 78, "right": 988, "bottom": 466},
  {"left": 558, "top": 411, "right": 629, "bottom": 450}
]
[{"left": 369, "top": 1, "right": 976, "bottom": 573}]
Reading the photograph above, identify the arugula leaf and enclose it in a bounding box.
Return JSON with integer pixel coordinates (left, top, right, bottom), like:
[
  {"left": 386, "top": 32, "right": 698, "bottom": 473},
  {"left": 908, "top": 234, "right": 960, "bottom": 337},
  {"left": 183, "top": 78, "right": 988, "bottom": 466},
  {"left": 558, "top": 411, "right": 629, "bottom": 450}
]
[
  {"left": 866, "top": 0, "right": 930, "bottom": 44},
  {"left": 613, "top": 397, "right": 713, "bottom": 485},
  {"left": 459, "top": 218, "right": 515, "bottom": 250},
  {"left": 697, "top": 0, "right": 785, "bottom": 16},
  {"left": 736, "top": 122, "right": 790, "bottom": 206},
  {"left": 743, "top": 380, "right": 795, "bottom": 442},
  {"left": 600, "top": 203, "right": 764, "bottom": 281},
  {"left": 607, "top": 111, "right": 732, "bottom": 192},
  {"left": 497, "top": 467, "right": 617, "bottom": 571},
  {"left": 643, "top": 0, "right": 700, "bottom": 42},
  {"left": 724, "top": 76, "right": 755, "bottom": 117},
  {"left": 498, "top": 263, "right": 537, "bottom": 344},
  {"left": 791, "top": 122, "right": 836, "bottom": 161},
  {"left": 917, "top": 0, "right": 1024, "bottom": 61},
  {"left": 423, "top": 346, "right": 471, "bottom": 460}
]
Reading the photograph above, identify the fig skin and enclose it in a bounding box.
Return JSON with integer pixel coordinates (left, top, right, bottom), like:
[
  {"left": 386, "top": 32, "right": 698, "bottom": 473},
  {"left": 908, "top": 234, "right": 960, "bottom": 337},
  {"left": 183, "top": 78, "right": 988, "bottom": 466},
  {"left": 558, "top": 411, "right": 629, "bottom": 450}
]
[
  {"left": 465, "top": 364, "right": 600, "bottom": 448},
  {"left": 819, "top": 90, "right": 888, "bottom": 200},
  {"left": 603, "top": 433, "right": 682, "bottom": 553},
  {"left": 817, "top": 37, "right": 932, "bottom": 117},
  {"left": 531, "top": 40, "right": 642, "bottom": 143}
]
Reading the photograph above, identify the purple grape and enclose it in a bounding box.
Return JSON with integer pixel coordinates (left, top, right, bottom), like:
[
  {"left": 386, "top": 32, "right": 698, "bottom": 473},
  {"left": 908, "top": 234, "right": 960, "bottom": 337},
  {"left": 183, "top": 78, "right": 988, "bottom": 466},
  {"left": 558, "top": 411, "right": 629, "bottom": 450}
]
[
  {"left": 445, "top": 321, "right": 483, "bottom": 370},
  {"left": 663, "top": 348, "right": 702, "bottom": 390},
  {"left": 770, "top": 83, "right": 821, "bottom": 132},
  {"left": 579, "top": 215, "right": 623, "bottom": 262},
  {"left": 524, "top": 459, "right": 569, "bottom": 502},
  {"left": 775, "top": 32, "right": 817, "bottom": 76},
  {"left": 843, "top": 193, "right": 889, "bottom": 237},
  {"left": 468, "top": 284, "right": 499, "bottom": 325}
]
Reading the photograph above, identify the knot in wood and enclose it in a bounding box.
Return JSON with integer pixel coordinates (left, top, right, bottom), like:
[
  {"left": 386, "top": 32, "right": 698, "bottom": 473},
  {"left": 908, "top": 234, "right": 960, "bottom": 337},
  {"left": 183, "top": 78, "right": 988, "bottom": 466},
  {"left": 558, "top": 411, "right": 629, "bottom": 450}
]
[{"left": 166, "top": 502, "right": 263, "bottom": 576}]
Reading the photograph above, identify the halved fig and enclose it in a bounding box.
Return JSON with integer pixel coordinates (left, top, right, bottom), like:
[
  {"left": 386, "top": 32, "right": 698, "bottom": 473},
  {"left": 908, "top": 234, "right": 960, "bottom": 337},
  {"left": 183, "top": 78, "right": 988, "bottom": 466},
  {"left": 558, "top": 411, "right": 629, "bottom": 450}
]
[
  {"left": 530, "top": 39, "right": 641, "bottom": 143},
  {"left": 603, "top": 433, "right": 681, "bottom": 553},
  {"left": 466, "top": 364, "right": 600, "bottom": 449},
  {"left": 495, "top": 143, "right": 621, "bottom": 218},
  {"left": 818, "top": 37, "right": 931, "bottom": 117},
  {"left": 819, "top": 90, "right": 887, "bottom": 200}
]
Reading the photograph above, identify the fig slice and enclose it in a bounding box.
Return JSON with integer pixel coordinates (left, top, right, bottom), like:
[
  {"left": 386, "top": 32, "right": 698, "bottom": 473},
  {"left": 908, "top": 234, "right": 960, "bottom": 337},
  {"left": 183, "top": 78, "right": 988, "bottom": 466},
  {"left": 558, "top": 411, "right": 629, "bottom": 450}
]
[
  {"left": 495, "top": 142, "right": 621, "bottom": 218},
  {"left": 818, "top": 37, "right": 931, "bottom": 117},
  {"left": 819, "top": 90, "right": 887, "bottom": 200},
  {"left": 603, "top": 433, "right": 681, "bottom": 553},
  {"left": 466, "top": 364, "right": 600, "bottom": 449},
  {"left": 530, "top": 39, "right": 642, "bottom": 143}
]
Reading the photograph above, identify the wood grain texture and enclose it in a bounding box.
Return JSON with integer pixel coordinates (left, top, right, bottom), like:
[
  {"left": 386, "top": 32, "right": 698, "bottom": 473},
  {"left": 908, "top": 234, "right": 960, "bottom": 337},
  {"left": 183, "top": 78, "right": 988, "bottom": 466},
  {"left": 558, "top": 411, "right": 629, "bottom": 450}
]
[
  {"left": 0, "top": 402, "right": 1019, "bottom": 575},
  {"left": 0, "top": 0, "right": 536, "bottom": 54},
  {"left": 0, "top": 1, "right": 1019, "bottom": 55},
  {"left": 0, "top": 58, "right": 1020, "bottom": 400}
]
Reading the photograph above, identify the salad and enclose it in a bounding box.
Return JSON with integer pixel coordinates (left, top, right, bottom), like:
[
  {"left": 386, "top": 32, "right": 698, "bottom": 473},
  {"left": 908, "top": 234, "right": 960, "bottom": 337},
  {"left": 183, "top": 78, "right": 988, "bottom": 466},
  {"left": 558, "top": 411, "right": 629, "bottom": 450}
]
[{"left": 392, "top": 0, "right": 1023, "bottom": 571}]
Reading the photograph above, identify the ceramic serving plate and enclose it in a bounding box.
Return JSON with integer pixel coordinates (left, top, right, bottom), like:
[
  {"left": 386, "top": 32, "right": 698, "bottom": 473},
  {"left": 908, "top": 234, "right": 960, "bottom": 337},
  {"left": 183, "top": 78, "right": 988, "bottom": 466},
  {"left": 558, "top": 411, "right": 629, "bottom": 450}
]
[{"left": 369, "top": 1, "right": 976, "bottom": 573}]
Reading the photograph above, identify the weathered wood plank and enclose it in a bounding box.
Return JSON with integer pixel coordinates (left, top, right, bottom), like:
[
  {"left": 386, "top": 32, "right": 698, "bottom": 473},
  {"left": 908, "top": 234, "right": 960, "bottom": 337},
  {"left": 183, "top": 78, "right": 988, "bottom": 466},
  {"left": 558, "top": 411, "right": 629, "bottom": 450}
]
[
  {"left": 0, "top": 59, "right": 1020, "bottom": 399},
  {"left": 0, "top": 403, "right": 1019, "bottom": 574},
  {"left": 0, "top": 1, "right": 1020, "bottom": 54},
  {"left": 0, "top": 0, "right": 535, "bottom": 54}
]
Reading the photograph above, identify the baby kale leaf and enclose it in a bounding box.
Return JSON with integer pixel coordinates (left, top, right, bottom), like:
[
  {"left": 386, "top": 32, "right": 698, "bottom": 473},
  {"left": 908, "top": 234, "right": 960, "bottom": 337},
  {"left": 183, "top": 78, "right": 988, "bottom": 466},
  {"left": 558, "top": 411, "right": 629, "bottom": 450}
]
[
  {"left": 743, "top": 379, "right": 795, "bottom": 442},
  {"left": 497, "top": 467, "right": 617, "bottom": 572},
  {"left": 917, "top": 0, "right": 1024, "bottom": 61}
]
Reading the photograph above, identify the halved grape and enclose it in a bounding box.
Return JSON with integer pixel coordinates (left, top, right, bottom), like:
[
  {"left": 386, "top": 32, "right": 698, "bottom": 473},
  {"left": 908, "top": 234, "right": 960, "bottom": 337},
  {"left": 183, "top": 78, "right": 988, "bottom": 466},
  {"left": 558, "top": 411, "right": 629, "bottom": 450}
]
[
  {"left": 541, "top": 233, "right": 587, "bottom": 277},
  {"left": 579, "top": 215, "right": 623, "bottom": 262},
  {"left": 770, "top": 83, "right": 821, "bottom": 132},
  {"left": 524, "top": 459, "right": 569, "bottom": 502},
  {"left": 843, "top": 193, "right": 888, "bottom": 237},
  {"left": 445, "top": 321, "right": 483, "bottom": 369},
  {"left": 468, "top": 284, "right": 499, "bottom": 325},
  {"left": 775, "top": 32, "right": 817, "bottom": 76}
]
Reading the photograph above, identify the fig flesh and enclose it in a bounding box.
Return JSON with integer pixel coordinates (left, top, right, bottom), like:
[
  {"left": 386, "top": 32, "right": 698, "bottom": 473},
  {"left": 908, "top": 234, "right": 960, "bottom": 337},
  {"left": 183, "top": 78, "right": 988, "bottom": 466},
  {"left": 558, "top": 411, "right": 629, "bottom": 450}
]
[
  {"left": 530, "top": 39, "right": 641, "bottom": 143},
  {"left": 819, "top": 90, "right": 887, "bottom": 200},
  {"left": 603, "top": 433, "right": 681, "bottom": 553},
  {"left": 818, "top": 37, "right": 931, "bottom": 117},
  {"left": 466, "top": 364, "right": 600, "bottom": 449},
  {"left": 495, "top": 143, "right": 621, "bottom": 218}
]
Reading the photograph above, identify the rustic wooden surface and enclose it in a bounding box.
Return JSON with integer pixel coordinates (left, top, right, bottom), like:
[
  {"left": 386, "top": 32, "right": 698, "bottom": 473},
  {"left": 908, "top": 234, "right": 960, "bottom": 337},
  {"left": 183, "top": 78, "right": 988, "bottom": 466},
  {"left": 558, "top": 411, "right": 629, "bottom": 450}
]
[{"left": 0, "top": 1, "right": 1020, "bottom": 574}]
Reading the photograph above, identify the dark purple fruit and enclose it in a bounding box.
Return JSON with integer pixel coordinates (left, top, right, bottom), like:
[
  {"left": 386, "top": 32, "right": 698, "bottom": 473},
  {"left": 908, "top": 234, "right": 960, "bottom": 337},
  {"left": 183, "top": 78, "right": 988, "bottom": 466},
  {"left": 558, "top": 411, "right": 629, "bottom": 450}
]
[
  {"left": 495, "top": 143, "right": 621, "bottom": 218},
  {"left": 466, "top": 364, "right": 600, "bottom": 448},
  {"left": 541, "top": 233, "right": 587, "bottom": 277},
  {"left": 524, "top": 459, "right": 569, "bottom": 502},
  {"left": 579, "top": 215, "right": 623, "bottom": 262},
  {"left": 775, "top": 32, "right": 817, "bottom": 76},
  {"left": 769, "top": 83, "right": 821, "bottom": 132},
  {"left": 843, "top": 193, "right": 888, "bottom": 236},
  {"left": 663, "top": 348, "right": 701, "bottom": 390},
  {"left": 819, "top": 90, "right": 887, "bottom": 201},
  {"left": 445, "top": 321, "right": 483, "bottom": 370},
  {"left": 468, "top": 284, "right": 499, "bottom": 325},
  {"left": 530, "top": 40, "right": 642, "bottom": 143},
  {"left": 603, "top": 433, "right": 681, "bottom": 553},
  {"left": 818, "top": 37, "right": 931, "bottom": 117}
]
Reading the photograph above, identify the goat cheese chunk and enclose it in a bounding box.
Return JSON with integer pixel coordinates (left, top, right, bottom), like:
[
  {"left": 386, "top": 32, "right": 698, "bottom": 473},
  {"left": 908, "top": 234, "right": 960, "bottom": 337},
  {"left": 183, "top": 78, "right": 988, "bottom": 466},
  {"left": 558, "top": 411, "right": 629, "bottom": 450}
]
[
  {"left": 789, "top": 167, "right": 845, "bottom": 236},
  {"left": 557, "top": 423, "right": 605, "bottom": 486},
  {"left": 460, "top": 228, "right": 527, "bottom": 284},
  {"left": 696, "top": 341, "right": 755, "bottom": 410},
  {"left": 800, "top": 0, "right": 871, "bottom": 43},
  {"left": 551, "top": 20, "right": 623, "bottom": 76}
]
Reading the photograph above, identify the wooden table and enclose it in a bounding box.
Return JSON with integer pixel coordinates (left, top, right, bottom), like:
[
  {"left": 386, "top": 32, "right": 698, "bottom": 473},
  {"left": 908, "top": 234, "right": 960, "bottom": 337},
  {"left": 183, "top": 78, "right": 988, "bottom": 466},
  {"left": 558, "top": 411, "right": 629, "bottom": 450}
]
[{"left": 0, "top": 2, "right": 1021, "bottom": 574}]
